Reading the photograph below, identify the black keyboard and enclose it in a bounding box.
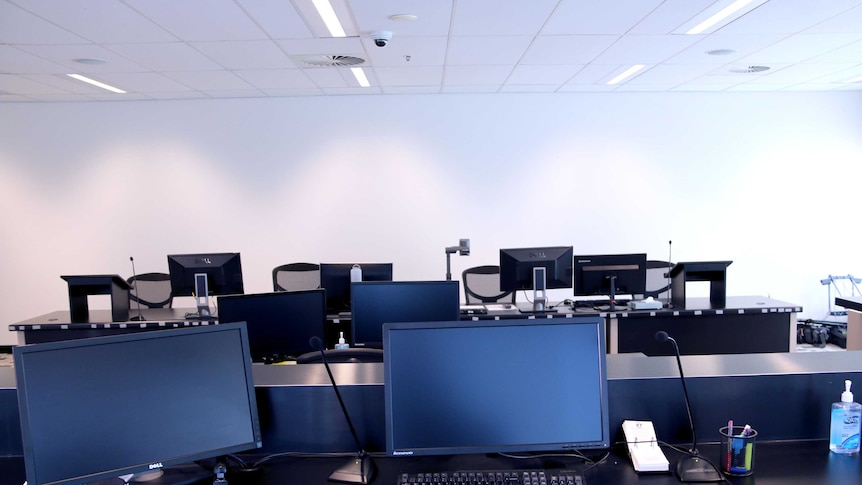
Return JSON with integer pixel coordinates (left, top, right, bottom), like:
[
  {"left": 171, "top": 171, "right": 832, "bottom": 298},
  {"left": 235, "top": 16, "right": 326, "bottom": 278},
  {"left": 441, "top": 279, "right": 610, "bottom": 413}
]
[{"left": 397, "top": 470, "right": 585, "bottom": 485}]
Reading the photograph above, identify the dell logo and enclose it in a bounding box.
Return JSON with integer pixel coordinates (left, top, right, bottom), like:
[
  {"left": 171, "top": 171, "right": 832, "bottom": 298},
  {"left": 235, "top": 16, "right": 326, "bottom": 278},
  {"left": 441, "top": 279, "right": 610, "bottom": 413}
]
[
  {"left": 148, "top": 463, "right": 164, "bottom": 470},
  {"left": 194, "top": 258, "right": 213, "bottom": 265},
  {"left": 529, "top": 251, "right": 547, "bottom": 259}
]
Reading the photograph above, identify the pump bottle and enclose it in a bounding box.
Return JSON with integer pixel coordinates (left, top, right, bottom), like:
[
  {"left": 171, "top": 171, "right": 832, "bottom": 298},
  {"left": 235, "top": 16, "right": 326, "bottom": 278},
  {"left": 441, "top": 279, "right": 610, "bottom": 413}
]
[
  {"left": 830, "top": 379, "right": 861, "bottom": 454},
  {"left": 334, "top": 332, "right": 349, "bottom": 350}
]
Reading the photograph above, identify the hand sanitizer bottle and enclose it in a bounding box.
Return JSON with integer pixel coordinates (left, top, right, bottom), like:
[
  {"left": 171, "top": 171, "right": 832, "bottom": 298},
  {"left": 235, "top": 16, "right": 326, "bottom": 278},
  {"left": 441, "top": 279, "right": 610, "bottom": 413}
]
[
  {"left": 830, "top": 379, "right": 861, "bottom": 454},
  {"left": 334, "top": 332, "right": 349, "bottom": 350}
]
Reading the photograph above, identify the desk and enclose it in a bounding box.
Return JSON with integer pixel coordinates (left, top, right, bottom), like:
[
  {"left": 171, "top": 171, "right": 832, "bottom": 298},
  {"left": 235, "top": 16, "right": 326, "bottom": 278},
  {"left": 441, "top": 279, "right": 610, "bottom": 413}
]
[
  {"left": 464, "top": 296, "right": 801, "bottom": 355},
  {"left": 1, "top": 440, "right": 860, "bottom": 485},
  {"left": 835, "top": 296, "right": 862, "bottom": 350},
  {"left": 9, "top": 296, "right": 801, "bottom": 355}
]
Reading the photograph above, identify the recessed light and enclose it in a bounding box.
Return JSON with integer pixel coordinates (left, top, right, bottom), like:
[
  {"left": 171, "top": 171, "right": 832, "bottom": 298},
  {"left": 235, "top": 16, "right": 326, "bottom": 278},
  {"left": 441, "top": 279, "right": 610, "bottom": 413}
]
[
  {"left": 389, "top": 14, "right": 417, "bottom": 21},
  {"left": 74, "top": 58, "right": 107, "bottom": 65},
  {"left": 707, "top": 49, "right": 738, "bottom": 56}
]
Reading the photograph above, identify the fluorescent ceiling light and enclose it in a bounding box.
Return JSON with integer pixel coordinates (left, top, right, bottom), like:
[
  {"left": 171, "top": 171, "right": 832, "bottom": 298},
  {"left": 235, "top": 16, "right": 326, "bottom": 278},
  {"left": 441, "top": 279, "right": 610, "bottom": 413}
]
[
  {"left": 351, "top": 67, "right": 370, "bottom": 87},
  {"left": 66, "top": 74, "right": 126, "bottom": 93},
  {"left": 607, "top": 64, "right": 646, "bottom": 85},
  {"left": 686, "top": 0, "right": 758, "bottom": 35},
  {"left": 312, "top": 0, "right": 346, "bottom": 37}
]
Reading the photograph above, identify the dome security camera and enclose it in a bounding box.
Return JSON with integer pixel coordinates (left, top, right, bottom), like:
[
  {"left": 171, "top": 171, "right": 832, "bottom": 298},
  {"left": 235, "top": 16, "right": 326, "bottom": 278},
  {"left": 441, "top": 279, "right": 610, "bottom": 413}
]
[{"left": 371, "top": 30, "right": 393, "bottom": 47}]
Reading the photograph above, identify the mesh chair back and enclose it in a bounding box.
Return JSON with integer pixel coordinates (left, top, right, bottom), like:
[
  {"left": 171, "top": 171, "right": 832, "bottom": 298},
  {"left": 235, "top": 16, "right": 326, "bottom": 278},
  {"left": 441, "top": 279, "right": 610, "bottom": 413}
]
[
  {"left": 273, "top": 263, "right": 321, "bottom": 292},
  {"left": 462, "top": 265, "right": 516, "bottom": 304},
  {"left": 127, "top": 272, "right": 173, "bottom": 309}
]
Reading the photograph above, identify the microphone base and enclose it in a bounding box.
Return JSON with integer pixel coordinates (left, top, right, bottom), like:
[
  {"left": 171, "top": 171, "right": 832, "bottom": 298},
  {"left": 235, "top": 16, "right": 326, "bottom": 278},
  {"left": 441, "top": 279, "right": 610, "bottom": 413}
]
[
  {"left": 675, "top": 454, "right": 723, "bottom": 482},
  {"left": 328, "top": 454, "right": 377, "bottom": 484}
]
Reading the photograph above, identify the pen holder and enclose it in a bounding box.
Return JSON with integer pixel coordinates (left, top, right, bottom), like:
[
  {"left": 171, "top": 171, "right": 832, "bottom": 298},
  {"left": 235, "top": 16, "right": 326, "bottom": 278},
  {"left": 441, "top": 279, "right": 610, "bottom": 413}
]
[{"left": 719, "top": 426, "right": 757, "bottom": 476}]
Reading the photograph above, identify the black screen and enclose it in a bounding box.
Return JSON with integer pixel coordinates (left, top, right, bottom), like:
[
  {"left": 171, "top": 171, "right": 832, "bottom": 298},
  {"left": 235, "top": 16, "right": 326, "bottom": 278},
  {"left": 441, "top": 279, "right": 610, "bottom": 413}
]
[
  {"left": 574, "top": 253, "right": 647, "bottom": 297},
  {"left": 383, "top": 317, "right": 609, "bottom": 456},
  {"left": 350, "top": 281, "right": 460, "bottom": 348},
  {"left": 167, "top": 252, "right": 244, "bottom": 297},
  {"left": 14, "top": 323, "right": 262, "bottom": 485},
  {"left": 218, "top": 289, "right": 326, "bottom": 361},
  {"left": 319, "top": 263, "right": 393, "bottom": 313},
  {"left": 499, "top": 246, "right": 574, "bottom": 291}
]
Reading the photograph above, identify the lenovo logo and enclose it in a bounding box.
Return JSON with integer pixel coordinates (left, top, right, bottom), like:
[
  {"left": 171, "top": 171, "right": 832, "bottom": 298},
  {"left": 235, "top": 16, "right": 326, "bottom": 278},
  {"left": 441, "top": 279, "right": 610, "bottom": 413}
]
[{"left": 392, "top": 450, "right": 414, "bottom": 456}]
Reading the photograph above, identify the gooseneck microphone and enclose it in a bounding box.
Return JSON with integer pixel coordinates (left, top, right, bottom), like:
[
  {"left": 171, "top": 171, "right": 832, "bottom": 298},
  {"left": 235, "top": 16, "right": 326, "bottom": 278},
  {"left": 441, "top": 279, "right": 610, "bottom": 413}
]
[
  {"left": 655, "top": 331, "right": 722, "bottom": 482},
  {"left": 309, "top": 336, "right": 376, "bottom": 484},
  {"left": 129, "top": 256, "right": 145, "bottom": 321}
]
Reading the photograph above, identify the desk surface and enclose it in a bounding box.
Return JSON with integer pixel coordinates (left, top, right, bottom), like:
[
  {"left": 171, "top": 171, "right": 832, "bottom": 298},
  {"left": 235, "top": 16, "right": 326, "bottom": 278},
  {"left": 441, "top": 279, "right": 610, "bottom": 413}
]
[
  {"left": 836, "top": 296, "right": 862, "bottom": 312},
  {"left": 0, "top": 440, "right": 857, "bottom": 485}
]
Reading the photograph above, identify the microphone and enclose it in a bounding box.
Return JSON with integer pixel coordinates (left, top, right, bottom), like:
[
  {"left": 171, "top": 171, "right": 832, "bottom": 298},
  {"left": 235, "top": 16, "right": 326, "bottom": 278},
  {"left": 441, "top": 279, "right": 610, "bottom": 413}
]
[
  {"left": 309, "top": 336, "right": 376, "bottom": 484},
  {"left": 129, "top": 257, "right": 145, "bottom": 322},
  {"left": 655, "top": 331, "right": 722, "bottom": 482},
  {"left": 666, "top": 240, "right": 673, "bottom": 308}
]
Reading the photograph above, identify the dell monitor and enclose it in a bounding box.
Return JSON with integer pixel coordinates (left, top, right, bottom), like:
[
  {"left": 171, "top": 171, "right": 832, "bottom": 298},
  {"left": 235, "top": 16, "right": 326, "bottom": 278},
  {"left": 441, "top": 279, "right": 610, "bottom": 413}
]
[
  {"left": 167, "top": 252, "right": 244, "bottom": 318},
  {"left": 384, "top": 317, "right": 609, "bottom": 457},
  {"left": 499, "top": 246, "right": 574, "bottom": 312},
  {"left": 574, "top": 253, "right": 647, "bottom": 310},
  {"left": 350, "top": 280, "right": 460, "bottom": 348},
  {"left": 218, "top": 289, "right": 326, "bottom": 363},
  {"left": 319, "top": 263, "right": 393, "bottom": 313},
  {"left": 13, "top": 322, "right": 262, "bottom": 485}
]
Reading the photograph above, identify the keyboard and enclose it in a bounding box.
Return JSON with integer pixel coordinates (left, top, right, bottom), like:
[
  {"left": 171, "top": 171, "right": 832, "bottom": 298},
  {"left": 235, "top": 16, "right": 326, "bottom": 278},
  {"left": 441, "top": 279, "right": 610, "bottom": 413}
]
[{"left": 397, "top": 469, "right": 585, "bottom": 485}]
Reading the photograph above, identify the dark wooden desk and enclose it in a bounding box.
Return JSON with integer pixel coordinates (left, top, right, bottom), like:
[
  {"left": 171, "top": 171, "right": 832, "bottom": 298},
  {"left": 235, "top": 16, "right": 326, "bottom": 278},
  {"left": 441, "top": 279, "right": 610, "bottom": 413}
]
[{"left": 1, "top": 440, "right": 858, "bottom": 485}]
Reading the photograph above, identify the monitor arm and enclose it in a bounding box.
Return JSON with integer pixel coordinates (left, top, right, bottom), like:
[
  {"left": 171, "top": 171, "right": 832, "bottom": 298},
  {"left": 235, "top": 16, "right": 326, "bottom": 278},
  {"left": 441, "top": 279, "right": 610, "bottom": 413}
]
[{"left": 445, "top": 238, "right": 470, "bottom": 281}]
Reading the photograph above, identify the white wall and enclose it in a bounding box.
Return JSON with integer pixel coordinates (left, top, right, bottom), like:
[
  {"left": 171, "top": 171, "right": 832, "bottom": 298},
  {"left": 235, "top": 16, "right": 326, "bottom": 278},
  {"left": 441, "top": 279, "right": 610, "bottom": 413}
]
[{"left": 1, "top": 91, "right": 860, "bottom": 345}]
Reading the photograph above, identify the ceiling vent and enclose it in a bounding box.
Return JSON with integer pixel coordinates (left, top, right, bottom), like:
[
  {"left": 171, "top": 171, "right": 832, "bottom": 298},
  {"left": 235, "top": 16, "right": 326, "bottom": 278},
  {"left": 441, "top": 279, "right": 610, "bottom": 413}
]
[
  {"left": 729, "top": 65, "right": 770, "bottom": 74},
  {"left": 294, "top": 55, "right": 366, "bottom": 67}
]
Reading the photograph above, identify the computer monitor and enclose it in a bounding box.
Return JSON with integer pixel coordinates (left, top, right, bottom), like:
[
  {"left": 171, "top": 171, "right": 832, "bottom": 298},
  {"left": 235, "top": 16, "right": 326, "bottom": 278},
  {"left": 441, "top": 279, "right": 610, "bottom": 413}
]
[
  {"left": 218, "top": 289, "right": 326, "bottom": 362},
  {"left": 499, "top": 246, "right": 573, "bottom": 312},
  {"left": 383, "top": 317, "right": 609, "bottom": 457},
  {"left": 167, "top": 252, "right": 244, "bottom": 317},
  {"left": 13, "top": 322, "right": 262, "bottom": 485},
  {"left": 319, "top": 263, "right": 393, "bottom": 313},
  {"left": 574, "top": 253, "right": 647, "bottom": 308},
  {"left": 350, "top": 280, "right": 460, "bottom": 348}
]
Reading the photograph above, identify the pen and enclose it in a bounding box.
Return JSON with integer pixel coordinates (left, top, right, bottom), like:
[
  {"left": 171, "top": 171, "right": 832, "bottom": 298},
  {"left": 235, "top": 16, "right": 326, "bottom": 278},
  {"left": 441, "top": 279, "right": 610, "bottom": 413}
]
[{"left": 726, "top": 420, "right": 733, "bottom": 472}]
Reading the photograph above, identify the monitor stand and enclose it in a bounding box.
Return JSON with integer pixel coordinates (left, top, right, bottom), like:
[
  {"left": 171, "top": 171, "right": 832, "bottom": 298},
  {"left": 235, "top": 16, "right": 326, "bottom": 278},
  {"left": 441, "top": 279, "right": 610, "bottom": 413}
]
[
  {"left": 520, "top": 267, "right": 557, "bottom": 314},
  {"left": 184, "top": 273, "right": 216, "bottom": 320}
]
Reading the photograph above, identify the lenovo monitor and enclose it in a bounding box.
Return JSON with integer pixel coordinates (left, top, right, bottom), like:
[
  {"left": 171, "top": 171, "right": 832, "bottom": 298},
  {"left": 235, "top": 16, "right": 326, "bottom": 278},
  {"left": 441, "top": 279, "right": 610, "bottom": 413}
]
[
  {"left": 383, "top": 317, "right": 609, "bottom": 457},
  {"left": 319, "top": 263, "right": 393, "bottom": 313},
  {"left": 574, "top": 253, "right": 647, "bottom": 308},
  {"left": 218, "top": 289, "right": 326, "bottom": 363},
  {"left": 350, "top": 280, "right": 460, "bottom": 348},
  {"left": 13, "top": 322, "right": 262, "bottom": 485}
]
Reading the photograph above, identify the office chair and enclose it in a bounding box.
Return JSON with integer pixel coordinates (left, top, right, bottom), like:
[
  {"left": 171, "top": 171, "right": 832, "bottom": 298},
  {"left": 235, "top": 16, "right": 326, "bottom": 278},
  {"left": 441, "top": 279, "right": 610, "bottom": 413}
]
[
  {"left": 462, "top": 265, "right": 516, "bottom": 304},
  {"left": 272, "top": 263, "right": 320, "bottom": 292},
  {"left": 126, "top": 272, "right": 173, "bottom": 309},
  {"left": 643, "top": 260, "right": 673, "bottom": 299}
]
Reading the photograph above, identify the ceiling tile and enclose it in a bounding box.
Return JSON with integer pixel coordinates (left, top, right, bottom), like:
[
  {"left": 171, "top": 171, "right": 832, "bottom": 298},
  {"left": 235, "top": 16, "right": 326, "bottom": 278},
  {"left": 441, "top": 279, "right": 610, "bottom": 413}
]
[
  {"left": 628, "top": 0, "right": 715, "bottom": 34},
  {"left": 446, "top": 36, "right": 533, "bottom": 65},
  {"left": 162, "top": 70, "right": 254, "bottom": 91},
  {"left": 737, "top": 33, "right": 862, "bottom": 64},
  {"left": 506, "top": 65, "right": 584, "bottom": 85},
  {"left": 16, "top": 44, "right": 150, "bottom": 72},
  {"left": 96, "top": 72, "right": 193, "bottom": 93},
  {"left": 234, "top": 69, "right": 317, "bottom": 90},
  {"left": 373, "top": 66, "right": 443, "bottom": 86},
  {"left": 349, "top": 0, "right": 453, "bottom": 37},
  {"left": 190, "top": 41, "right": 296, "bottom": 69},
  {"left": 593, "top": 35, "right": 702, "bottom": 64},
  {"left": 720, "top": 0, "right": 862, "bottom": 35},
  {"left": 453, "top": 0, "right": 558, "bottom": 36},
  {"left": 10, "top": 0, "right": 175, "bottom": 43},
  {"left": 522, "top": 35, "right": 620, "bottom": 65},
  {"left": 443, "top": 65, "right": 513, "bottom": 85},
  {"left": 0, "top": 1, "right": 88, "bottom": 44},
  {"left": 542, "top": 0, "right": 665, "bottom": 35},
  {"left": 236, "top": 0, "right": 314, "bottom": 39},
  {"left": 0, "top": 46, "right": 68, "bottom": 74},
  {"left": 106, "top": 43, "right": 224, "bottom": 71},
  {"left": 122, "top": 0, "right": 267, "bottom": 41}
]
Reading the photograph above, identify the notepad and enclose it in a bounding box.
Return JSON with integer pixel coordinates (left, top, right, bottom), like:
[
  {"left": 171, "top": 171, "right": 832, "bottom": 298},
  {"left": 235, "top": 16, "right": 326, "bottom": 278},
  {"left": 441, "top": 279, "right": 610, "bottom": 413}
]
[{"left": 622, "top": 420, "right": 670, "bottom": 473}]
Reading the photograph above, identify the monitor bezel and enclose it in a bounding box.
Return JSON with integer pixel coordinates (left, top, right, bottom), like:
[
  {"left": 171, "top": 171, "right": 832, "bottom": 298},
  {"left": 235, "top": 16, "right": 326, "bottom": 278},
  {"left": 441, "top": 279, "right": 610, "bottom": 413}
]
[
  {"left": 217, "top": 289, "right": 327, "bottom": 361},
  {"left": 13, "top": 322, "right": 262, "bottom": 485},
  {"left": 166, "top": 252, "right": 244, "bottom": 297},
  {"left": 499, "top": 246, "right": 574, "bottom": 291},
  {"left": 382, "top": 317, "right": 610, "bottom": 457},
  {"left": 350, "top": 280, "right": 460, "bottom": 348}
]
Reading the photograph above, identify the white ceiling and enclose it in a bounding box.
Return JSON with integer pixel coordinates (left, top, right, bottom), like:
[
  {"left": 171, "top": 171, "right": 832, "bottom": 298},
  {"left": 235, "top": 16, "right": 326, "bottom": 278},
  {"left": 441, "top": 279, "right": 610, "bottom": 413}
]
[{"left": 2, "top": 0, "right": 862, "bottom": 102}]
